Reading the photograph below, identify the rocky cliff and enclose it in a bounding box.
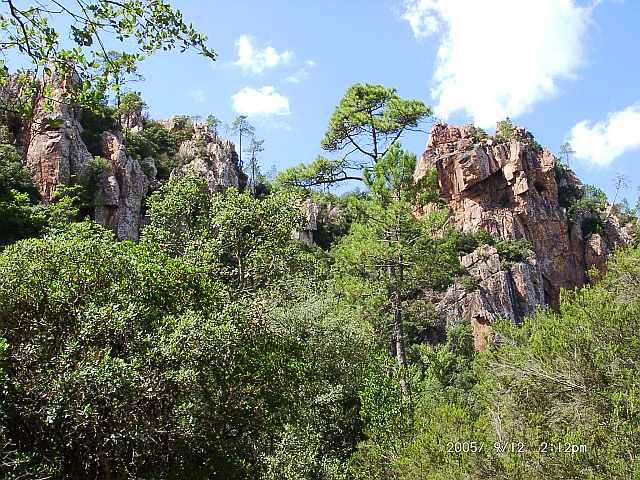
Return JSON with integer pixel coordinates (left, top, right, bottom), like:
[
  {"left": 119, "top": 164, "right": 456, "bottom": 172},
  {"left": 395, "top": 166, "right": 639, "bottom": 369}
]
[
  {"left": 5, "top": 74, "right": 245, "bottom": 240},
  {"left": 14, "top": 71, "right": 152, "bottom": 240},
  {"left": 415, "top": 122, "right": 633, "bottom": 348},
  {"left": 430, "top": 244, "right": 546, "bottom": 351},
  {"left": 170, "top": 119, "right": 247, "bottom": 194},
  {"left": 16, "top": 71, "right": 93, "bottom": 203},
  {"left": 94, "top": 131, "right": 150, "bottom": 241},
  {"left": 293, "top": 198, "right": 344, "bottom": 247}
]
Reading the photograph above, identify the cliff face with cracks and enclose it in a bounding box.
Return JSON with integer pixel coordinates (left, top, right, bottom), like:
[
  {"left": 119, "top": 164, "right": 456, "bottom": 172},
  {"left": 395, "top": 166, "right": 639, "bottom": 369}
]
[
  {"left": 170, "top": 120, "right": 247, "bottom": 194},
  {"left": 12, "top": 71, "right": 153, "bottom": 240},
  {"left": 17, "top": 71, "right": 93, "bottom": 203},
  {"left": 415, "top": 123, "right": 633, "bottom": 348},
  {"left": 5, "top": 76, "right": 245, "bottom": 240},
  {"left": 94, "top": 131, "right": 150, "bottom": 241}
]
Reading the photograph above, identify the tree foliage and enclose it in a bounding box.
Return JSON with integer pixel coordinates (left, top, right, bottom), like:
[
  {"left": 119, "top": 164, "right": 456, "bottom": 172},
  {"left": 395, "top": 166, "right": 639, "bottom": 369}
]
[
  {"left": 0, "top": 0, "right": 216, "bottom": 116},
  {"left": 277, "top": 155, "right": 364, "bottom": 189},
  {"left": 281, "top": 84, "right": 431, "bottom": 191},
  {"left": 228, "top": 115, "right": 255, "bottom": 168},
  {"left": 321, "top": 84, "right": 431, "bottom": 164},
  {"left": 0, "top": 126, "right": 46, "bottom": 244},
  {"left": 348, "top": 245, "right": 640, "bottom": 479},
  {"left": 0, "top": 220, "right": 368, "bottom": 479}
]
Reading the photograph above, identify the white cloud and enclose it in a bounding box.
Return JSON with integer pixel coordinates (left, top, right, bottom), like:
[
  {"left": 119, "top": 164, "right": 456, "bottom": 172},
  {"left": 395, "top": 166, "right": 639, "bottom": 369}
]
[
  {"left": 402, "top": 0, "right": 595, "bottom": 128},
  {"left": 286, "top": 60, "right": 316, "bottom": 83},
  {"left": 567, "top": 104, "right": 640, "bottom": 167},
  {"left": 189, "top": 88, "right": 206, "bottom": 103},
  {"left": 234, "top": 34, "right": 293, "bottom": 74},
  {"left": 231, "top": 86, "right": 291, "bottom": 117}
]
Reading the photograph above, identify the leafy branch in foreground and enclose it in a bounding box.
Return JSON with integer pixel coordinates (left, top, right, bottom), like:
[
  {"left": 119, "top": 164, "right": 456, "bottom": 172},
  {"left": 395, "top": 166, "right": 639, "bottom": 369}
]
[
  {"left": 0, "top": 0, "right": 216, "bottom": 115},
  {"left": 276, "top": 155, "right": 363, "bottom": 188},
  {"left": 283, "top": 83, "right": 431, "bottom": 190}
]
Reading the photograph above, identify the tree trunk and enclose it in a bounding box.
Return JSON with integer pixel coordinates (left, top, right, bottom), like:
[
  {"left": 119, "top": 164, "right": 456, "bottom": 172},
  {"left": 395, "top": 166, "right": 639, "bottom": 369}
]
[
  {"left": 388, "top": 262, "right": 410, "bottom": 401},
  {"left": 390, "top": 208, "right": 411, "bottom": 404},
  {"left": 251, "top": 156, "right": 256, "bottom": 197}
]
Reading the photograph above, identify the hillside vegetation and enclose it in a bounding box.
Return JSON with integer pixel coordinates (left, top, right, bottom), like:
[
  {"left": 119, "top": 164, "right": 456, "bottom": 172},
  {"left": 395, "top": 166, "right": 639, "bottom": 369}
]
[
  {"left": 0, "top": 169, "right": 639, "bottom": 479},
  {"left": 1, "top": 2, "right": 640, "bottom": 479}
]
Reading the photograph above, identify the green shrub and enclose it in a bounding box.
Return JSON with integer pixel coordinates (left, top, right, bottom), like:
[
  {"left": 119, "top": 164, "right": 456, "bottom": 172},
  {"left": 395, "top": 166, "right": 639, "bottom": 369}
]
[
  {"left": 0, "top": 129, "right": 46, "bottom": 245},
  {"left": 611, "top": 199, "right": 637, "bottom": 225},
  {"left": 494, "top": 118, "right": 542, "bottom": 151},
  {"left": 350, "top": 246, "right": 640, "bottom": 480},
  {"left": 415, "top": 167, "right": 443, "bottom": 205},
  {"left": 495, "top": 238, "right": 532, "bottom": 263},
  {"left": 47, "top": 184, "right": 85, "bottom": 227},
  {"left": 450, "top": 229, "right": 495, "bottom": 254},
  {"left": 495, "top": 118, "right": 515, "bottom": 142},
  {"left": 460, "top": 274, "right": 479, "bottom": 291},
  {"left": 529, "top": 136, "right": 543, "bottom": 152},
  {"left": 555, "top": 164, "right": 583, "bottom": 208},
  {"left": 469, "top": 126, "right": 488, "bottom": 144},
  {"left": 86, "top": 155, "right": 112, "bottom": 176},
  {"left": 0, "top": 189, "right": 46, "bottom": 246},
  {"left": 564, "top": 184, "right": 607, "bottom": 236},
  {"left": 555, "top": 167, "right": 608, "bottom": 235},
  {"left": 80, "top": 104, "right": 118, "bottom": 156},
  {"left": 139, "top": 157, "right": 156, "bottom": 178},
  {"left": 124, "top": 120, "right": 194, "bottom": 180}
]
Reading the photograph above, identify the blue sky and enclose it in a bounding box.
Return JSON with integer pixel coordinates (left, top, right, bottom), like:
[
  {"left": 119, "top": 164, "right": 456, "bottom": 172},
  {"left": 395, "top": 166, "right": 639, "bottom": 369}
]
[{"left": 8, "top": 0, "right": 640, "bottom": 202}]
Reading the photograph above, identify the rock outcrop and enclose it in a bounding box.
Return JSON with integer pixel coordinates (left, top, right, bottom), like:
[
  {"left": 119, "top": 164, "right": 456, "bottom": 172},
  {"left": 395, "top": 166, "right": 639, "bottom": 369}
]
[
  {"left": 4, "top": 71, "right": 246, "bottom": 240},
  {"left": 120, "top": 104, "right": 144, "bottom": 132},
  {"left": 95, "top": 131, "right": 150, "bottom": 241},
  {"left": 8, "top": 70, "right": 153, "bottom": 241},
  {"left": 20, "top": 71, "right": 92, "bottom": 202},
  {"left": 293, "top": 198, "right": 345, "bottom": 248},
  {"left": 415, "top": 122, "right": 633, "bottom": 348},
  {"left": 293, "top": 199, "right": 321, "bottom": 247},
  {"left": 172, "top": 123, "right": 247, "bottom": 194},
  {"left": 415, "top": 123, "right": 632, "bottom": 306},
  {"left": 430, "top": 245, "right": 545, "bottom": 351}
]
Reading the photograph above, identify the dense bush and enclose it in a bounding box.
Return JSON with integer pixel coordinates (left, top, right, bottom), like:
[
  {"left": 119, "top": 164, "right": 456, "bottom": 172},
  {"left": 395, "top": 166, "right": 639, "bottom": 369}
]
[
  {"left": 555, "top": 166, "right": 615, "bottom": 235},
  {"left": 1, "top": 164, "right": 639, "bottom": 479},
  {"left": 495, "top": 118, "right": 516, "bottom": 143},
  {"left": 611, "top": 199, "right": 637, "bottom": 226},
  {"left": 124, "top": 119, "right": 195, "bottom": 179},
  {"left": 0, "top": 218, "right": 371, "bottom": 478},
  {"left": 1, "top": 63, "right": 638, "bottom": 479},
  {"left": 0, "top": 127, "right": 46, "bottom": 245},
  {"left": 448, "top": 229, "right": 494, "bottom": 254},
  {"left": 143, "top": 175, "right": 321, "bottom": 291},
  {"left": 494, "top": 238, "right": 533, "bottom": 264},
  {"left": 446, "top": 229, "right": 532, "bottom": 265},
  {"left": 80, "top": 104, "right": 118, "bottom": 156}
]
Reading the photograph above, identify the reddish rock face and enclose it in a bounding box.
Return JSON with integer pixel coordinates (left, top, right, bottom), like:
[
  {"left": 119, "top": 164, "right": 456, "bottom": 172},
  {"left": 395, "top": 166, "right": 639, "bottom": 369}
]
[
  {"left": 11, "top": 70, "right": 152, "bottom": 241},
  {"left": 584, "top": 234, "right": 610, "bottom": 279},
  {"left": 9, "top": 72, "right": 246, "bottom": 241},
  {"left": 415, "top": 122, "right": 632, "bottom": 329},
  {"left": 21, "top": 71, "right": 92, "bottom": 202},
  {"left": 432, "top": 244, "right": 545, "bottom": 351}
]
